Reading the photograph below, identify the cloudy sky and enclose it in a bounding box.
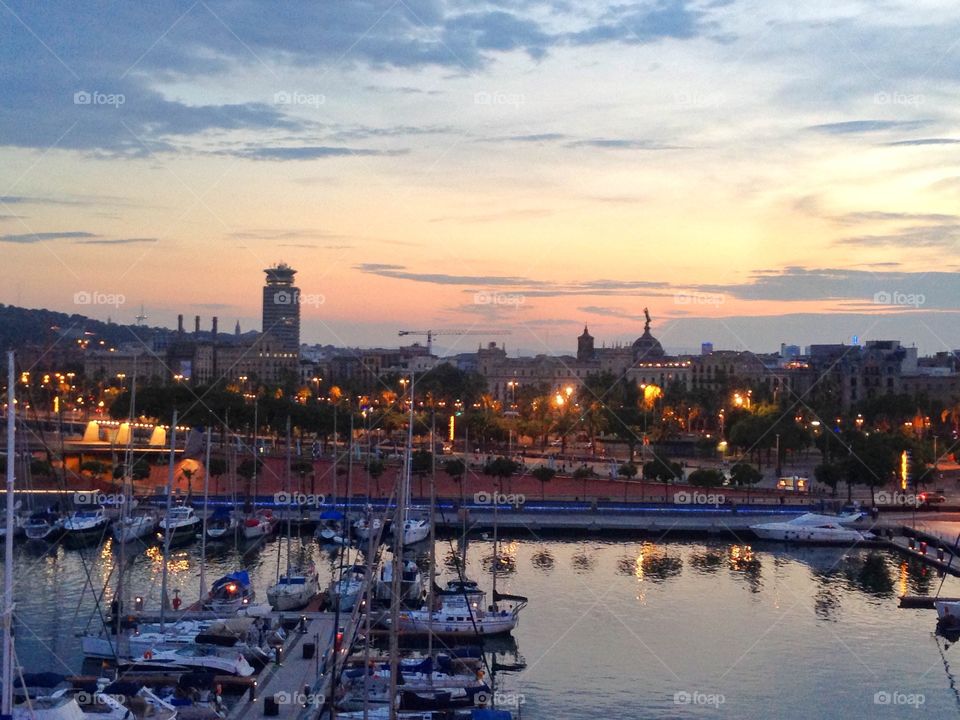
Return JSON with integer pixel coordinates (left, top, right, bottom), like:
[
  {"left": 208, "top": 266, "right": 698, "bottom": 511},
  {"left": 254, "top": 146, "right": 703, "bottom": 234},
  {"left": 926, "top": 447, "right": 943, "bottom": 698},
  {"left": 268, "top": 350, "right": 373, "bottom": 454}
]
[{"left": 2, "top": 0, "right": 960, "bottom": 356}]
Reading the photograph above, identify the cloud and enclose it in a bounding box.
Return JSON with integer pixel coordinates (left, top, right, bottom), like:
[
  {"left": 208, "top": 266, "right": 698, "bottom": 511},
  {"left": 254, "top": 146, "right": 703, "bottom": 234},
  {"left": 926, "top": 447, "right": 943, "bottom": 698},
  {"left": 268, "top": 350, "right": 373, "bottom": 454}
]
[
  {"left": 428, "top": 208, "right": 552, "bottom": 223},
  {"left": 0, "top": 230, "right": 96, "bottom": 244},
  {"left": 479, "top": 133, "right": 567, "bottom": 143},
  {"left": 836, "top": 224, "right": 960, "bottom": 248},
  {"left": 75, "top": 237, "right": 158, "bottom": 245},
  {"left": 355, "top": 263, "right": 543, "bottom": 287},
  {"left": 834, "top": 211, "right": 958, "bottom": 224},
  {"left": 567, "top": 0, "right": 711, "bottom": 45},
  {"left": 228, "top": 146, "right": 408, "bottom": 161},
  {"left": 579, "top": 305, "right": 648, "bottom": 322},
  {"left": 694, "top": 267, "right": 960, "bottom": 308},
  {"left": 806, "top": 120, "right": 929, "bottom": 135},
  {"left": 565, "top": 138, "right": 685, "bottom": 150},
  {"left": 884, "top": 138, "right": 960, "bottom": 146}
]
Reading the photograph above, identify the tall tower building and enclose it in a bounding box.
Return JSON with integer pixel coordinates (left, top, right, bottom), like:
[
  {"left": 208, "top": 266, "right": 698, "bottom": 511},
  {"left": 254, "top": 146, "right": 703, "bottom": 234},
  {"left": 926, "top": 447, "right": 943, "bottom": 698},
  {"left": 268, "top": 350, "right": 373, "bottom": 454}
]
[{"left": 262, "top": 263, "right": 300, "bottom": 351}]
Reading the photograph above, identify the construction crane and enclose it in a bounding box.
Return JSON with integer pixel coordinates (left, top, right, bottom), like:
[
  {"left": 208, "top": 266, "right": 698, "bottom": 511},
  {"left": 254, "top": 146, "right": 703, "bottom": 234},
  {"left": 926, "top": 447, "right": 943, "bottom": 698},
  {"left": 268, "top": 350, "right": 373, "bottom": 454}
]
[{"left": 398, "top": 328, "right": 512, "bottom": 355}]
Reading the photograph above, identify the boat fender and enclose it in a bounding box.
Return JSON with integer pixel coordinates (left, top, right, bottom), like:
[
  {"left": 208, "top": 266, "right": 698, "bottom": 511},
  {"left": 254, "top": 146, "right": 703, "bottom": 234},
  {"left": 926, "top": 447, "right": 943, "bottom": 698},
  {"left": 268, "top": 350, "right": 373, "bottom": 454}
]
[{"left": 144, "top": 650, "right": 153, "bottom": 660}]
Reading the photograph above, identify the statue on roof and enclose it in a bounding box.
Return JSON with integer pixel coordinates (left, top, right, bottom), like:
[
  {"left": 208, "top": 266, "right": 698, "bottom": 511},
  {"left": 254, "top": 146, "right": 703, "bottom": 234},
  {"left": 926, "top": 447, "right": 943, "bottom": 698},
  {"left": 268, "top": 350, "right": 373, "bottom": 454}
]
[{"left": 643, "top": 307, "right": 651, "bottom": 334}]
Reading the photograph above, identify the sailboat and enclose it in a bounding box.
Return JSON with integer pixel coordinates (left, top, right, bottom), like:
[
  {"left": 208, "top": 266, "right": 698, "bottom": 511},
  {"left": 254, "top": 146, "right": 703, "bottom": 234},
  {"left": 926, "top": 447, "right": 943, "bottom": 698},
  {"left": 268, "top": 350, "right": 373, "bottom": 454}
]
[
  {"left": 267, "top": 420, "right": 320, "bottom": 611},
  {"left": 205, "top": 507, "right": 238, "bottom": 540}
]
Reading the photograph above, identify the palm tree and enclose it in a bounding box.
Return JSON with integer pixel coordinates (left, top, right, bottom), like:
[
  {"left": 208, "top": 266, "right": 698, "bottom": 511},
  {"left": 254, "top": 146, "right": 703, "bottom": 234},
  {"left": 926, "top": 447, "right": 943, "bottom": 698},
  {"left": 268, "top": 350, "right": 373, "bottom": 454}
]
[
  {"left": 618, "top": 462, "right": 638, "bottom": 501},
  {"left": 532, "top": 466, "right": 556, "bottom": 500}
]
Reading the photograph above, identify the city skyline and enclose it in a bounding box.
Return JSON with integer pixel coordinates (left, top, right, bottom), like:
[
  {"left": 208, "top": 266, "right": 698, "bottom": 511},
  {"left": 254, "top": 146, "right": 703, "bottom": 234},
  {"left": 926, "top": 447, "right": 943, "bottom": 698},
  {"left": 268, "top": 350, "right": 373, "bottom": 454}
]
[{"left": 3, "top": 2, "right": 960, "bottom": 355}]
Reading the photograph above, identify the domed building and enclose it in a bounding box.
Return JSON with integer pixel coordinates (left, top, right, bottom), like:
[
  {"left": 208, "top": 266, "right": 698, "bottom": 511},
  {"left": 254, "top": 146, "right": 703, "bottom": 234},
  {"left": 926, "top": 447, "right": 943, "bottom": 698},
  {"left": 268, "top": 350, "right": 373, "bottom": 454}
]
[{"left": 632, "top": 308, "right": 665, "bottom": 361}]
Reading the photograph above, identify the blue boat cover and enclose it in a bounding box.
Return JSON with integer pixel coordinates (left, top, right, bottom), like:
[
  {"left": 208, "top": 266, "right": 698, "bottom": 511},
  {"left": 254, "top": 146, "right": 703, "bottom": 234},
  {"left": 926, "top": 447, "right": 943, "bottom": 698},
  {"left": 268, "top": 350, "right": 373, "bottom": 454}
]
[
  {"left": 210, "top": 507, "right": 231, "bottom": 518},
  {"left": 320, "top": 510, "right": 344, "bottom": 520},
  {"left": 213, "top": 570, "right": 250, "bottom": 589},
  {"left": 472, "top": 711, "right": 513, "bottom": 720}
]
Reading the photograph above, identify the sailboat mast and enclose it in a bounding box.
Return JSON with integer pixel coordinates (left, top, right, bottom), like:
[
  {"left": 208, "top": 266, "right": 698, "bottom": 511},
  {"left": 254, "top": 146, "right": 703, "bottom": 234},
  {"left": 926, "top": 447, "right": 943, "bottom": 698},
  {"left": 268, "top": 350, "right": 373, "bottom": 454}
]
[
  {"left": 285, "top": 416, "right": 291, "bottom": 576},
  {"left": 428, "top": 410, "right": 436, "bottom": 658},
  {"left": 160, "top": 410, "right": 179, "bottom": 630},
  {"left": 200, "top": 426, "right": 211, "bottom": 600},
  {"left": 2, "top": 352, "right": 16, "bottom": 718},
  {"left": 116, "top": 364, "right": 137, "bottom": 634}
]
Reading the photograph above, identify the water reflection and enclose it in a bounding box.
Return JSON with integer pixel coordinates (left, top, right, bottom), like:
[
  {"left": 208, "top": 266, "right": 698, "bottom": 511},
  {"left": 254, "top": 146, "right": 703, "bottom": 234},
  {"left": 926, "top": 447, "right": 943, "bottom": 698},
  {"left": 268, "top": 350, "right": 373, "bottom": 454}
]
[
  {"left": 635, "top": 543, "right": 682, "bottom": 583},
  {"left": 530, "top": 548, "right": 554, "bottom": 572},
  {"left": 689, "top": 548, "right": 724, "bottom": 574},
  {"left": 570, "top": 547, "right": 596, "bottom": 574}
]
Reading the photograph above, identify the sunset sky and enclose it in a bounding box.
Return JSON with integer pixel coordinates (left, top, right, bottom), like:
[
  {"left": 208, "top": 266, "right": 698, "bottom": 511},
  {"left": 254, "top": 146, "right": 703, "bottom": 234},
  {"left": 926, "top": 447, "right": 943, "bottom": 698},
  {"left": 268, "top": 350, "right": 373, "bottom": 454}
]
[{"left": 3, "top": 1, "right": 960, "bottom": 356}]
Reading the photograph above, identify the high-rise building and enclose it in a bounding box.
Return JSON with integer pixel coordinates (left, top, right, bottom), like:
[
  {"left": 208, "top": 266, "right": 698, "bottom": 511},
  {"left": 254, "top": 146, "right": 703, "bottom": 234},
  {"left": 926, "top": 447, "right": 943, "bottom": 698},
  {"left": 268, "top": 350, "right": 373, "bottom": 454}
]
[{"left": 262, "top": 263, "right": 300, "bottom": 351}]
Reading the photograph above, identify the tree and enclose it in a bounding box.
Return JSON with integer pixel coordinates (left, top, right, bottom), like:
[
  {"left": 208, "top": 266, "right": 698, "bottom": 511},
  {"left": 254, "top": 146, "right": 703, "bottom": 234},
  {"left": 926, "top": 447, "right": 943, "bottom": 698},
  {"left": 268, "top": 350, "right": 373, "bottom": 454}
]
[
  {"left": 444, "top": 458, "right": 466, "bottom": 506},
  {"left": 814, "top": 463, "right": 842, "bottom": 497},
  {"left": 573, "top": 465, "right": 595, "bottom": 498},
  {"left": 618, "top": 462, "right": 638, "bottom": 501},
  {"left": 688, "top": 468, "right": 725, "bottom": 487},
  {"left": 80, "top": 460, "right": 110, "bottom": 478},
  {"left": 729, "top": 462, "right": 762, "bottom": 502},
  {"left": 644, "top": 456, "right": 682, "bottom": 498},
  {"left": 113, "top": 458, "right": 151, "bottom": 482},
  {"left": 206, "top": 457, "right": 228, "bottom": 494},
  {"left": 290, "top": 459, "right": 313, "bottom": 495},
  {"left": 484, "top": 456, "right": 521, "bottom": 493},
  {"left": 237, "top": 457, "right": 264, "bottom": 497},
  {"left": 411, "top": 450, "right": 433, "bottom": 498},
  {"left": 531, "top": 465, "right": 556, "bottom": 500},
  {"left": 366, "top": 459, "right": 386, "bottom": 497}
]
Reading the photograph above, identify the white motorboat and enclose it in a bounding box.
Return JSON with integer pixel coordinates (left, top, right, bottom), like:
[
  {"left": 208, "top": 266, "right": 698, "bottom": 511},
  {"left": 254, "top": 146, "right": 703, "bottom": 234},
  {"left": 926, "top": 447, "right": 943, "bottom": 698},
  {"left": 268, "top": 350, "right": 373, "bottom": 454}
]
[
  {"left": 63, "top": 508, "right": 110, "bottom": 547},
  {"left": 391, "top": 580, "right": 527, "bottom": 637},
  {"left": 113, "top": 509, "right": 158, "bottom": 543},
  {"left": 329, "top": 564, "right": 368, "bottom": 611},
  {"left": 267, "top": 563, "right": 319, "bottom": 611},
  {"left": 376, "top": 557, "right": 423, "bottom": 604},
  {"left": 24, "top": 509, "right": 64, "bottom": 541},
  {"left": 120, "top": 645, "right": 255, "bottom": 676},
  {"left": 750, "top": 512, "right": 874, "bottom": 543},
  {"left": 158, "top": 505, "right": 200, "bottom": 543}
]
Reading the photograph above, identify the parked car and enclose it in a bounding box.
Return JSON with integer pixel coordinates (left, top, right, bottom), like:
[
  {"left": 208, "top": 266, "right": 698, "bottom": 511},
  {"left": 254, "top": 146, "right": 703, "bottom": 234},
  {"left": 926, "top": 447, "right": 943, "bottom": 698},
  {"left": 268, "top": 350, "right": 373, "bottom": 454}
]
[{"left": 918, "top": 491, "right": 947, "bottom": 506}]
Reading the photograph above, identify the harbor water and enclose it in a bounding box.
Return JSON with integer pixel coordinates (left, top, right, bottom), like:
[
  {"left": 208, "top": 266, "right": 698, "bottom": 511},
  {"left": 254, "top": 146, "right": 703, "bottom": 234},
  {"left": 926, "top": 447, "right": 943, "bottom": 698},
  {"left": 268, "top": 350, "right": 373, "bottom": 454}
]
[{"left": 6, "top": 532, "right": 959, "bottom": 718}]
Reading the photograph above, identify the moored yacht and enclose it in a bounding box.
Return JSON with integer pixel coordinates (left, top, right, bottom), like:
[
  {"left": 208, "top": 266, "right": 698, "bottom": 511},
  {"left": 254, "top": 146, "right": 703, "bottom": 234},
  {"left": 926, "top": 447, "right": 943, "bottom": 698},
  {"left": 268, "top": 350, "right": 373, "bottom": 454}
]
[
  {"left": 750, "top": 512, "right": 874, "bottom": 543},
  {"left": 112, "top": 508, "right": 158, "bottom": 543},
  {"left": 204, "top": 570, "right": 255, "bottom": 613},
  {"left": 158, "top": 505, "right": 200, "bottom": 544},
  {"left": 62, "top": 508, "right": 110, "bottom": 548},
  {"left": 266, "top": 563, "right": 319, "bottom": 611},
  {"left": 391, "top": 580, "right": 527, "bottom": 637},
  {"left": 24, "top": 508, "right": 64, "bottom": 541}
]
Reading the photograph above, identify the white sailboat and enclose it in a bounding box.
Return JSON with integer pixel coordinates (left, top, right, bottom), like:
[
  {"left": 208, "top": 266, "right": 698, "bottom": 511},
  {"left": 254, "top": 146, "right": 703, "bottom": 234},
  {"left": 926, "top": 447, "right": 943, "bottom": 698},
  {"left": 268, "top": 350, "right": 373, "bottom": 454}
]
[
  {"left": 112, "top": 508, "right": 157, "bottom": 543},
  {"left": 158, "top": 505, "right": 200, "bottom": 543}
]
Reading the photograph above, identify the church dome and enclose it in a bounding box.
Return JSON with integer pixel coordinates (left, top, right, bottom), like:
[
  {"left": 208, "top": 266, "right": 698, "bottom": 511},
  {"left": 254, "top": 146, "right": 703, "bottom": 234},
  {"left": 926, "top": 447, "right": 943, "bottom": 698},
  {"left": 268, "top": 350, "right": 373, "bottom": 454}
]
[
  {"left": 632, "top": 308, "right": 665, "bottom": 360},
  {"left": 632, "top": 330, "right": 665, "bottom": 360}
]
